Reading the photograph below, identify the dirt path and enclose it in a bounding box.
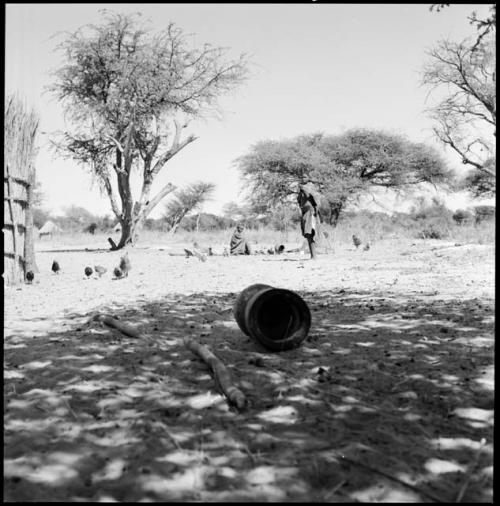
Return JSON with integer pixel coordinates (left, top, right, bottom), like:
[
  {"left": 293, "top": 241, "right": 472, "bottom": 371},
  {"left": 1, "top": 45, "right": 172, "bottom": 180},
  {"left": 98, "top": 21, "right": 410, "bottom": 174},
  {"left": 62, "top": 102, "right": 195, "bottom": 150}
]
[{"left": 4, "top": 239, "right": 494, "bottom": 501}]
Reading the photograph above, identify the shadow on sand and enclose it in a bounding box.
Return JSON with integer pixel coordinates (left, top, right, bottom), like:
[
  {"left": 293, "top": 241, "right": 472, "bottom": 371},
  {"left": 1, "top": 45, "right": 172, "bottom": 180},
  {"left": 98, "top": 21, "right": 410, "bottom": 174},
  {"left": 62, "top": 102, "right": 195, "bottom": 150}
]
[{"left": 4, "top": 288, "right": 494, "bottom": 502}]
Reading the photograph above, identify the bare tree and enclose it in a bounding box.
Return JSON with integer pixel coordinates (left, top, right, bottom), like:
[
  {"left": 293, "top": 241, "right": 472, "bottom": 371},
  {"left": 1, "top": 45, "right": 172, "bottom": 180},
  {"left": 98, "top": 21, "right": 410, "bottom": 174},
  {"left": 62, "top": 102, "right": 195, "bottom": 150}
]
[
  {"left": 429, "top": 4, "right": 450, "bottom": 13},
  {"left": 423, "top": 5, "right": 496, "bottom": 195},
  {"left": 468, "top": 6, "right": 496, "bottom": 52},
  {"left": 163, "top": 181, "right": 215, "bottom": 234},
  {"left": 430, "top": 4, "right": 496, "bottom": 51},
  {"left": 49, "top": 11, "right": 249, "bottom": 249}
]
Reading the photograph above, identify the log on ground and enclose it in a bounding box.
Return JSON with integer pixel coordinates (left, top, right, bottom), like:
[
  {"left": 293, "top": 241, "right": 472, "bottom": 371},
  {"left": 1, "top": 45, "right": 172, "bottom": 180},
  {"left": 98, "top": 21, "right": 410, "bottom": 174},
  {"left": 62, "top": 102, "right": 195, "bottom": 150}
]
[
  {"left": 184, "top": 337, "right": 246, "bottom": 410},
  {"left": 93, "top": 314, "right": 142, "bottom": 338}
]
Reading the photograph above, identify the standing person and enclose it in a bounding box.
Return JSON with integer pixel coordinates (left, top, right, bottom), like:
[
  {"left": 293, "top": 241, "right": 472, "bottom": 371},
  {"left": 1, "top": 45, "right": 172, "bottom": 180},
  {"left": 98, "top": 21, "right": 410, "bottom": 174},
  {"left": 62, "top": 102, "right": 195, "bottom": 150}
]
[
  {"left": 230, "top": 224, "right": 252, "bottom": 255},
  {"left": 297, "top": 183, "right": 321, "bottom": 260}
]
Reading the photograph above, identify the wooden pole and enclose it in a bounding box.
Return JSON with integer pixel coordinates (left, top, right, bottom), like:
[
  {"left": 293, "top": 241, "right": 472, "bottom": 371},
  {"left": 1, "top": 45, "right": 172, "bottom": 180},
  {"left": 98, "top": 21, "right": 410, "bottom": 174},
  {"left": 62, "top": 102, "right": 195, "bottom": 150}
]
[{"left": 5, "top": 164, "right": 19, "bottom": 282}]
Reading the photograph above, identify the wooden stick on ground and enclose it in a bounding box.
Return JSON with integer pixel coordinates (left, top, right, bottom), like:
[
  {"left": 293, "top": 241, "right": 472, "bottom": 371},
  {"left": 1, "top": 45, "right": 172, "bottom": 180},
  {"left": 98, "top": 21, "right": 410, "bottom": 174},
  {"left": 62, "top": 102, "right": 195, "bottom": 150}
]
[
  {"left": 336, "top": 452, "right": 445, "bottom": 503},
  {"left": 93, "top": 314, "right": 142, "bottom": 338},
  {"left": 455, "top": 438, "right": 487, "bottom": 503},
  {"left": 183, "top": 337, "right": 246, "bottom": 410}
]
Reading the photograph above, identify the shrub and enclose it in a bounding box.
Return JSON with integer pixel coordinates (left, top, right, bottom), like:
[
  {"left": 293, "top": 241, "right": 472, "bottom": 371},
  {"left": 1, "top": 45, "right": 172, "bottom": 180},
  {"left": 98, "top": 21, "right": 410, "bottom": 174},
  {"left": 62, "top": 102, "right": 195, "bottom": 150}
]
[
  {"left": 85, "top": 223, "right": 98, "bottom": 234},
  {"left": 473, "top": 205, "right": 496, "bottom": 224},
  {"left": 419, "top": 226, "right": 443, "bottom": 239},
  {"left": 452, "top": 209, "right": 474, "bottom": 225}
]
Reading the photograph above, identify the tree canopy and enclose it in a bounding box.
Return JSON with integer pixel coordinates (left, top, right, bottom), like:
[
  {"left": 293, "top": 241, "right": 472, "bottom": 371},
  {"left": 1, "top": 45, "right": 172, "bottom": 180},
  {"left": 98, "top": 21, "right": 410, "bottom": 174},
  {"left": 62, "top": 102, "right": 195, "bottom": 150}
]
[
  {"left": 236, "top": 129, "right": 452, "bottom": 225},
  {"left": 49, "top": 10, "right": 249, "bottom": 248}
]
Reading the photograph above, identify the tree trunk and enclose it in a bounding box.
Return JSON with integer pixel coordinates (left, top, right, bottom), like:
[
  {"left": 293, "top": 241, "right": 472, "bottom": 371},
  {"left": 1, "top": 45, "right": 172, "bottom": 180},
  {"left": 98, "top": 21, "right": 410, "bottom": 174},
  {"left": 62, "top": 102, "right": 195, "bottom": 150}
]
[
  {"left": 110, "top": 166, "right": 145, "bottom": 250},
  {"left": 24, "top": 169, "right": 39, "bottom": 273},
  {"left": 107, "top": 148, "right": 177, "bottom": 250},
  {"left": 110, "top": 193, "right": 135, "bottom": 250},
  {"left": 196, "top": 213, "right": 201, "bottom": 234},
  {"left": 169, "top": 221, "right": 181, "bottom": 236},
  {"left": 112, "top": 215, "right": 145, "bottom": 250},
  {"left": 113, "top": 222, "right": 133, "bottom": 250}
]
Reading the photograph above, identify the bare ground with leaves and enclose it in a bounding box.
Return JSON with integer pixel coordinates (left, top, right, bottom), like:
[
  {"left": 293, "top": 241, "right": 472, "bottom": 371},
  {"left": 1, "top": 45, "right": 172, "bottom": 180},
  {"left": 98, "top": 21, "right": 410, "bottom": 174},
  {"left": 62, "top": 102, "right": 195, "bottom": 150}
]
[{"left": 4, "top": 239, "right": 494, "bottom": 502}]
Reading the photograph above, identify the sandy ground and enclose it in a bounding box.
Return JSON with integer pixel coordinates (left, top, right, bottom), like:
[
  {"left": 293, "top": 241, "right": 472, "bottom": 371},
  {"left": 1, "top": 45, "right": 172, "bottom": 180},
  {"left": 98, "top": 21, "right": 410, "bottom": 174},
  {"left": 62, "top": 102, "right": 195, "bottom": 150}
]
[{"left": 4, "top": 238, "right": 494, "bottom": 502}]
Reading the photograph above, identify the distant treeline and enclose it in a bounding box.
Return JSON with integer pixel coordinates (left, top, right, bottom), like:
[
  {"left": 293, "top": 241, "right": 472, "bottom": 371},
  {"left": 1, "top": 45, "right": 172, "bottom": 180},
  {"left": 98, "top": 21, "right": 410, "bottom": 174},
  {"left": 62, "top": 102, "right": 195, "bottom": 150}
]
[{"left": 33, "top": 201, "right": 495, "bottom": 235}]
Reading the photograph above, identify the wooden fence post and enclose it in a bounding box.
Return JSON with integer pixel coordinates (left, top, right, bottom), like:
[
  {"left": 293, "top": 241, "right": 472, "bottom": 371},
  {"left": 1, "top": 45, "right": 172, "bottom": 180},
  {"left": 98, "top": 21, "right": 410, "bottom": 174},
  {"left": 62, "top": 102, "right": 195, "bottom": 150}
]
[{"left": 5, "top": 164, "right": 19, "bottom": 281}]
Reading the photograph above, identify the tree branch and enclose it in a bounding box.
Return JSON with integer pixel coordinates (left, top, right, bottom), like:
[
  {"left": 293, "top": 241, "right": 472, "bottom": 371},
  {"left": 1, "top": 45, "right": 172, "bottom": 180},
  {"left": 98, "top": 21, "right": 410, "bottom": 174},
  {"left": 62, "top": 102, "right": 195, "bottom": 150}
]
[
  {"left": 141, "top": 182, "right": 177, "bottom": 217},
  {"left": 434, "top": 126, "right": 495, "bottom": 175},
  {"left": 99, "top": 170, "right": 123, "bottom": 220},
  {"left": 123, "top": 107, "right": 136, "bottom": 172},
  {"left": 151, "top": 121, "right": 198, "bottom": 175},
  {"left": 105, "top": 134, "right": 124, "bottom": 153}
]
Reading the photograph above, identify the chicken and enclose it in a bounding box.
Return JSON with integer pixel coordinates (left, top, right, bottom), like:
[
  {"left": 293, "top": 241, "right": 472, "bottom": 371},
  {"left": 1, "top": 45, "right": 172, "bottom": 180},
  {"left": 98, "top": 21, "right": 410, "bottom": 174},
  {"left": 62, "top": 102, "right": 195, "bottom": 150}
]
[
  {"left": 84, "top": 266, "right": 93, "bottom": 278},
  {"left": 51, "top": 260, "right": 60, "bottom": 274},
  {"left": 26, "top": 270, "right": 35, "bottom": 284},
  {"left": 94, "top": 265, "right": 107, "bottom": 277},
  {"left": 119, "top": 252, "right": 131, "bottom": 277},
  {"left": 352, "top": 234, "right": 362, "bottom": 249}
]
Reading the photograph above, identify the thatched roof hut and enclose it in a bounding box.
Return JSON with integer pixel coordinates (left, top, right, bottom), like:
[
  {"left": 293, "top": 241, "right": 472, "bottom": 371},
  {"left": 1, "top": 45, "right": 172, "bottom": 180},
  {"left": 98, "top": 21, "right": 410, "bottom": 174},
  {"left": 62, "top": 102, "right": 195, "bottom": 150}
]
[
  {"left": 4, "top": 94, "right": 39, "bottom": 285},
  {"left": 38, "top": 220, "right": 62, "bottom": 236}
]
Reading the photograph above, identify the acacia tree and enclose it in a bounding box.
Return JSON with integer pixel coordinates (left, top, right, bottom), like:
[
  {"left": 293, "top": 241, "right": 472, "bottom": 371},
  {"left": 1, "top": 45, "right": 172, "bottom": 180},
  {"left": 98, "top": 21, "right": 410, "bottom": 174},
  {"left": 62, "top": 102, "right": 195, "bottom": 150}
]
[
  {"left": 50, "top": 11, "right": 249, "bottom": 249},
  {"left": 423, "top": 5, "right": 496, "bottom": 196},
  {"left": 163, "top": 181, "right": 215, "bottom": 234},
  {"left": 237, "top": 129, "right": 452, "bottom": 226}
]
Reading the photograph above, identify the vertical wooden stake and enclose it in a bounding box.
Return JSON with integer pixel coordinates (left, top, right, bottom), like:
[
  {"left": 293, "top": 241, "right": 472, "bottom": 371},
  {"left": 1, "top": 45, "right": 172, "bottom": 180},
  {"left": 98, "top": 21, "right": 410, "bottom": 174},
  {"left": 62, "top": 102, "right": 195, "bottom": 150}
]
[{"left": 5, "top": 164, "right": 19, "bottom": 282}]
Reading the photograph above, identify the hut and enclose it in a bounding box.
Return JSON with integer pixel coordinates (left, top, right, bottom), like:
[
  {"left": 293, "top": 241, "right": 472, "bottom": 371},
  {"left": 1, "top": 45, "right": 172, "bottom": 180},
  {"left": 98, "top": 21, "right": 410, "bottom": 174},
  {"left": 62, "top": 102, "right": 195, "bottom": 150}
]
[
  {"left": 4, "top": 94, "right": 39, "bottom": 285},
  {"left": 38, "top": 220, "right": 62, "bottom": 239}
]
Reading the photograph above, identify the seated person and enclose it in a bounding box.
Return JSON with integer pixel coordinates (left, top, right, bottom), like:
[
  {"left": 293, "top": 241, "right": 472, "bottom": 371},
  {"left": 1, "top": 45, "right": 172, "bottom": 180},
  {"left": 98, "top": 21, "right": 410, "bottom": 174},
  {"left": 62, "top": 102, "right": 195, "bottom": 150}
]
[{"left": 230, "top": 225, "right": 252, "bottom": 255}]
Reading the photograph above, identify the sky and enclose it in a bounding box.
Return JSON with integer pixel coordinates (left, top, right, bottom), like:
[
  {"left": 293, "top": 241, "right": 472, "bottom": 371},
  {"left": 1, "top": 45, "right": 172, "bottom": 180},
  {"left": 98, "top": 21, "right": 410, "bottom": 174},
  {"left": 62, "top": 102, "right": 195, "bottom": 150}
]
[{"left": 5, "top": 3, "right": 494, "bottom": 218}]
